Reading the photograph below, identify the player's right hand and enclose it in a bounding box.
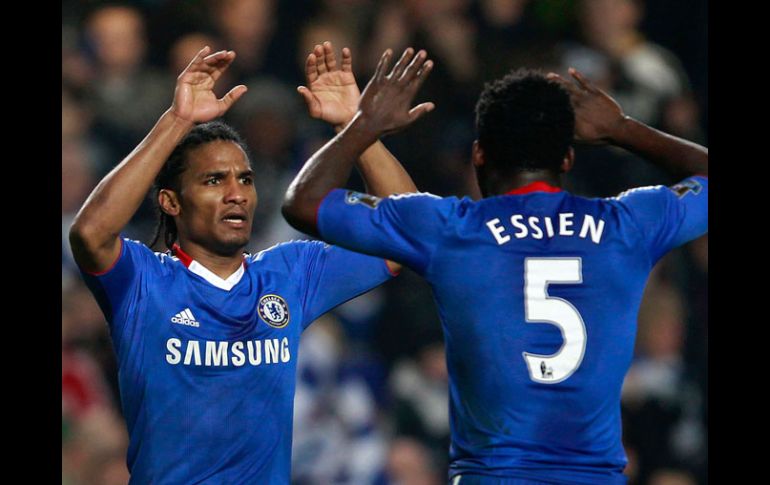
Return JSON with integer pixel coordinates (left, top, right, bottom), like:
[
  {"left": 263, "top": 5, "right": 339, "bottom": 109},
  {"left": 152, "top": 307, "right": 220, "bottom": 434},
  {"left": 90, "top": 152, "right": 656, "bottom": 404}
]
[
  {"left": 356, "top": 47, "right": 435, "bottom": 137},
  {"left": 547, "top": 68, "right": 626, "bottom": 145},
  {"left": 171, "top": 46, "right": 248, "bottom": 124}
]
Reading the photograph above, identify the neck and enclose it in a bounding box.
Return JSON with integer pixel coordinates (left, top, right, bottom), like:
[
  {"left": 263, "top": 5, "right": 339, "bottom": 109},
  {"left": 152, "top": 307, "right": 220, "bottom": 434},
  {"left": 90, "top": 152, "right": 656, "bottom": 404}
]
[
  {"left": 173, "top": 239, "right": 244, "bottom": 279},
  {"left": 480, "top": 169, "right": 562, "bottom": 197}
]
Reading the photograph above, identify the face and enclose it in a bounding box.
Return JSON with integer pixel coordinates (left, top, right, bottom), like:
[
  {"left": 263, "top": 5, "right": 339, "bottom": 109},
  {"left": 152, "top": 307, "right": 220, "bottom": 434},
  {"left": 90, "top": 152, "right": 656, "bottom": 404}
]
[
  {"left": 164, "top": 140, "right": 257, "bottom": 256},
  {"left": 88, "top": 6, "right": 146, "bottom": 72},
  {"left": 579, "top": 0, "right": 640, "bottom": 46}
]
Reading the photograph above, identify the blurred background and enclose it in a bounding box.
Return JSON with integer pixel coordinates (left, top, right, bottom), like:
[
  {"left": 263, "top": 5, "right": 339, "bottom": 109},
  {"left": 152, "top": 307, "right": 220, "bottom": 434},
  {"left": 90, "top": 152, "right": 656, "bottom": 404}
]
[{"left": 61, "top": 1, "right": 708, "bottom": 484}]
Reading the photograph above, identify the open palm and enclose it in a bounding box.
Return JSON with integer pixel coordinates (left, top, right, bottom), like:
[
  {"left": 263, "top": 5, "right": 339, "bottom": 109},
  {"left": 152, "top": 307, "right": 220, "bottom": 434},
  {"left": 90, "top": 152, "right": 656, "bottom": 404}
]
[
  {"left": 298, "top": 42, "right": 360, "bottom": 127},
  {"left": 173, "top": 46, "right": 247, "bottom": 123},
  {"left": 547, "top": 68, "right": 625, "bottom": 145},
  {"left": 357, "top": 47, "right": 435, "bottom": 136}
]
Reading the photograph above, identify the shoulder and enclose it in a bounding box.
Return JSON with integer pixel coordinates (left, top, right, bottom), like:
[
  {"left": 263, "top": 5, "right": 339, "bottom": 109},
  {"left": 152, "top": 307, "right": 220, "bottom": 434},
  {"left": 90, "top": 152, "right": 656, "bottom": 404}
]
[
  {"left": 387, "top": 191, "right": 444, "bottom": 201},
  {"left": 603, "top": 183, "right": 690, "bottom": 228},
  {"left": 608, "top": 184, "right": 671, "bottom": 203},
  {"left": 386, "top": 191, "right": 454, "bottom": 204},
  {"left": 248, "top": 239, "right": 330, "bottom": 268},
  {"left": 603, "top": 184, "right": 666, "bottom": 212},
  {"left": 608, "top": 177, "right": 706, "bottom": 213},
  {"left": 121, "top": 238, "right": 180, "bottom": 272},
  {"left": 384, "top": 192, "right": 468, "bottom": 216}
]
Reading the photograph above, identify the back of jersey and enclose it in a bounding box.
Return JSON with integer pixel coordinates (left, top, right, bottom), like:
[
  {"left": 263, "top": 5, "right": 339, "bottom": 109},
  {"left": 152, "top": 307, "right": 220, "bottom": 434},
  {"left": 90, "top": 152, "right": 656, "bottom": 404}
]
[
  {"left": 424, "top": 179, "right": 707, "bottom": 482},
  {"left": 316, "top": 177, "right": 707, "bottom": 483}
]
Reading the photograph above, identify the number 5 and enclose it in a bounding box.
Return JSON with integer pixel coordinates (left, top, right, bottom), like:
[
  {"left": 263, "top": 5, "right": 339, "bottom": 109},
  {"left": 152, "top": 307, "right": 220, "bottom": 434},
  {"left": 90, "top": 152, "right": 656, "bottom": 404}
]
[{"left": 523, "top": 258, "right": 587, "bottom": 384}]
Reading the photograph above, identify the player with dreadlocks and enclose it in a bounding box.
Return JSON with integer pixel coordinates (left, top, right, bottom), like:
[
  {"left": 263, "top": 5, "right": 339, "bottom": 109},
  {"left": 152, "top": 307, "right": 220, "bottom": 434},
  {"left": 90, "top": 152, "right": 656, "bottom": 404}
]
[{"left": 69, "top": 43, "right": 420, "bottom": 483}]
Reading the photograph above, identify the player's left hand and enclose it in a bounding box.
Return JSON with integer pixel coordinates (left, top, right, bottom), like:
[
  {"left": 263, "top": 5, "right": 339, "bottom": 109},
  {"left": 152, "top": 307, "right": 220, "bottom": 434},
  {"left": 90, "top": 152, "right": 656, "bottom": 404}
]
[
  {"left": 357, "top": 47, "right": 435, "bottom": 137},
  {"left": 298, "top": 41, "right": 360, "bottom": 128},
  {"left": 547, "top": 68, "right": 626, "bottom": 145}
]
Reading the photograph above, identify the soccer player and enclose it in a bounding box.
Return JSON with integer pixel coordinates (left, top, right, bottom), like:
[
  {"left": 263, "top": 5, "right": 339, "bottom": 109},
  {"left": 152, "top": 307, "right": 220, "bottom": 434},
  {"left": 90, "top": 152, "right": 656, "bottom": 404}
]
[
  {"left": 69, "top": 44, "right": 419, "bottom": 483},
  {"left": 282, "top": 48, "right": 708, "bottom": 483}
]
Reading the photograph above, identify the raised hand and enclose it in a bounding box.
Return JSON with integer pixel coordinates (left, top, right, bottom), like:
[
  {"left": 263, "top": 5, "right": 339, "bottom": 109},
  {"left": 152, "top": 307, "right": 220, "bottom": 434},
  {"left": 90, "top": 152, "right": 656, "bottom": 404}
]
[
  {"left": 357, "top": 47, "right": 435, "bottom": 137},
  {"left": 298, "top": 41, "right": 360, "bottom": 127},
  {"left": 172, "top": 46, "right": 248, "bottom": 123},
  {"left": 547, "top": 68, "right": 625, "bottom": 145}
]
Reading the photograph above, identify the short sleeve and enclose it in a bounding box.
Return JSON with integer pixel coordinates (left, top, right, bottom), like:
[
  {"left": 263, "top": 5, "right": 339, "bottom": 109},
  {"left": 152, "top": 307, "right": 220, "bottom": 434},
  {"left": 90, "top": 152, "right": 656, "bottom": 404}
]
[
  {"left": 295, "top": 241, "right": 395, "bottom": 328},
  {"left": 614, "top": 175, "right": 708, "bottom": 263},
  {"left": 317, "top": 190, "right": 457, "bottom": 275},
  {"left": 78, "top": 238, "right": 163, "bottom": 345}
]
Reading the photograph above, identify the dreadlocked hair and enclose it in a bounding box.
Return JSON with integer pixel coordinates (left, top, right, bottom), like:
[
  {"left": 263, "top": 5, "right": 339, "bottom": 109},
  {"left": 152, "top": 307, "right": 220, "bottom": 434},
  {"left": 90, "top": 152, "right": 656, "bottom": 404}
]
[{"left": 149, "top": 120, "right": 250, "bottom": 251}]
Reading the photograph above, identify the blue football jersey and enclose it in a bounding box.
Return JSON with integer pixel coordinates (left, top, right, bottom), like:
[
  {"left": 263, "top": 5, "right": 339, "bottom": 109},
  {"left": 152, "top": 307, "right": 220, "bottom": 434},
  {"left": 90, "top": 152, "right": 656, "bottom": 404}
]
[
  {"left": 317, "top": 177, "right": 708, "bottom": 484},
  {"left": 79, "top": 239, "right": 394, "bottom": 484}
]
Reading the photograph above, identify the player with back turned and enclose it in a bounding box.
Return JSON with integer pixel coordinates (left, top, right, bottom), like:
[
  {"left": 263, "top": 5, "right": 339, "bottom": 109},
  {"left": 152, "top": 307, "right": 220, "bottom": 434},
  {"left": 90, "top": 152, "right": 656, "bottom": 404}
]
[{"left": 282, "top": 47, "right": 708, "bottom": 484}]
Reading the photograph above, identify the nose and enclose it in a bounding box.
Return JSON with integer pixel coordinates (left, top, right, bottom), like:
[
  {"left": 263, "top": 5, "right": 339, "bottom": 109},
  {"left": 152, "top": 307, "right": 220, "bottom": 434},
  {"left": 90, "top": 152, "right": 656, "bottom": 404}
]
[{"left": 223, "top": 177, "right": 248, "bottom": 205}]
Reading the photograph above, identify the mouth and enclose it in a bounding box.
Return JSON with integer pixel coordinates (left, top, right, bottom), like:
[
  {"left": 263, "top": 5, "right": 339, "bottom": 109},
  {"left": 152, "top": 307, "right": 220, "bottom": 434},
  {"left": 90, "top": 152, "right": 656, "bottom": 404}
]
[{"left": 221, "top": 212, "right": 249, "bottom": 229}]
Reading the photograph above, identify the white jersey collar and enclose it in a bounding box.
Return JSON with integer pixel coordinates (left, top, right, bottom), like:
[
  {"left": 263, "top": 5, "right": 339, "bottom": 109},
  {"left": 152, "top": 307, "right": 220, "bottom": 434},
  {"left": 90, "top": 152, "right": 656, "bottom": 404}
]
[
  {"left": 187, "top": 260, "right": 245, "bottom": 291},
  {"left": 172, "top": 243, "right": 246, "bottom": 291}
]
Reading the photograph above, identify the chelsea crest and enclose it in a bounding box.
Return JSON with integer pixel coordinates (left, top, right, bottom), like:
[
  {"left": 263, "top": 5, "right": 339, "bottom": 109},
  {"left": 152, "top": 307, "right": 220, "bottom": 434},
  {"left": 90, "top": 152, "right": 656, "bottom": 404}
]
[{"left": 258, "top": 294, "right": 290, "bottom": 328}]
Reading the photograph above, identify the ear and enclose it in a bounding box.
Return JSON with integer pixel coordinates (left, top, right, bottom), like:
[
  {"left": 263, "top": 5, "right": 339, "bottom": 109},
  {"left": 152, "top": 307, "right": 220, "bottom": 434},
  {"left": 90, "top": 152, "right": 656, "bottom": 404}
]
[
  {"left": 561, "top": 147, "right": 575, "bottom": 174},
  {"left": 158, "top": 189, "right": 181, "bottom": 217},
  {"left": 472, "top": 140, "right": 485, "bottom": 167}
]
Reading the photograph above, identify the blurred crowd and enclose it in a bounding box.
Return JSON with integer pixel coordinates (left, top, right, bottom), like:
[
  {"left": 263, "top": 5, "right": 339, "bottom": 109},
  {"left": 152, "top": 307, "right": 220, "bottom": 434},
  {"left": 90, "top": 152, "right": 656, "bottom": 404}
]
[{"left": 61, "top": 1, "right": 708, "bottom": 484}]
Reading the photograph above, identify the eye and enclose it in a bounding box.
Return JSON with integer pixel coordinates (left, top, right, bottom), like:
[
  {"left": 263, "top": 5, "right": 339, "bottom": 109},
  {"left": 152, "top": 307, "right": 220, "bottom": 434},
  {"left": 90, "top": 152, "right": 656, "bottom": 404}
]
[
  {"left": 241, "top": 175, "right": 253, "bottom": 185},
  {"left": 205, "top": 176, "right": 220, "bottom": 185}
]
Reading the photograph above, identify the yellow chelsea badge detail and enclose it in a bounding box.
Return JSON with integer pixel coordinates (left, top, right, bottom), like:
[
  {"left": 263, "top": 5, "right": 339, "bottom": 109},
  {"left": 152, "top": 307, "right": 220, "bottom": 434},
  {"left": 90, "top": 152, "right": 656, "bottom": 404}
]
[{"left": 258, "top": 294, "right": 290, "bottom": 328}]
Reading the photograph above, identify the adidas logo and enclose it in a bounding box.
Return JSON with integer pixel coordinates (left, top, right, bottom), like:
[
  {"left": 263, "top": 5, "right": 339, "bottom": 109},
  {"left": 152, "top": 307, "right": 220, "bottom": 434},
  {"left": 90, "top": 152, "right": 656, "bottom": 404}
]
[{"left": 171, "top": 308, "right": 201, "bottom": 328}]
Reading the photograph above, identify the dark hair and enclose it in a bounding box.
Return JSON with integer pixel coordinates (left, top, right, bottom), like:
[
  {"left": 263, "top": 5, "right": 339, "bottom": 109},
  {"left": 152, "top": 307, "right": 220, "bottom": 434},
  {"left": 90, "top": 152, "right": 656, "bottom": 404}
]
[
  {"left": 149, "top": 120, "right": 250, "bottom": 250},
  {"left": 475, "top": 68, "right": 574, "bottom": 174}
]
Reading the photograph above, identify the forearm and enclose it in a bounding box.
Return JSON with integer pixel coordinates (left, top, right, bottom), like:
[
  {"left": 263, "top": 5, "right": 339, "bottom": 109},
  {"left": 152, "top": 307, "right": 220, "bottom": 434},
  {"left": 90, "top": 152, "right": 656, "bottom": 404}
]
[
  {"left": 71, "top": 109, "right": 193, "bottom": 248},
  {"left": 611, "top": 116, "right": 708, "bottom": 177},
  {"left": 284, "top": 113, "right": 381, "bottom": 236},
  {"left": 332, "top": 123, "right": 418, "bottom": 197},
  {"left": 356, "top": 141, "right": 418, "bottom": 196}
]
